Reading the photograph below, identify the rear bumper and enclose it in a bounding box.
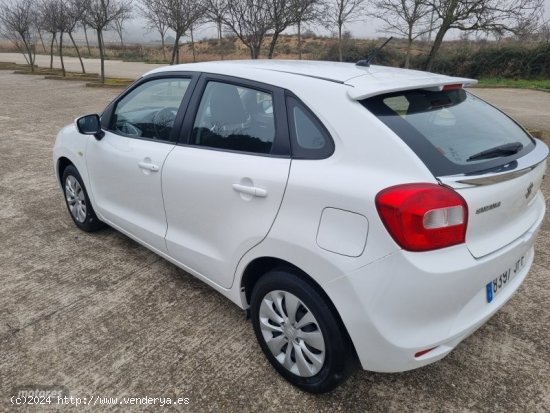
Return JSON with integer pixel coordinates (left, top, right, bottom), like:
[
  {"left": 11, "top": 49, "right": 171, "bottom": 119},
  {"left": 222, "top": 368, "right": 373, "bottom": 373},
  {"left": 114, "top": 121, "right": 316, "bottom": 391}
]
[{"left": 324, "top": 195, "right": 545, "bottom": 372}]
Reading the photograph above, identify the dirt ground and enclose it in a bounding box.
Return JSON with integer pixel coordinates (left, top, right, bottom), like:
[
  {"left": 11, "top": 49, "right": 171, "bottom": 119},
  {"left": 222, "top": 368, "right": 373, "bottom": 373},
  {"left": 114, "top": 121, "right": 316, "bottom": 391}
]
[{"left": 0, "top": 70, "right": 549, "bottom": 412}]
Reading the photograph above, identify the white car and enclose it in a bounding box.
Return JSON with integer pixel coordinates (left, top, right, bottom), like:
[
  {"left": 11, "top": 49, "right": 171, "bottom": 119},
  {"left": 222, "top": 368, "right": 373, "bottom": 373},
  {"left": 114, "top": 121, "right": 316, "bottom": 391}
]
[{"left": 53, "top": 60, "right": 547, "bottom": 393}]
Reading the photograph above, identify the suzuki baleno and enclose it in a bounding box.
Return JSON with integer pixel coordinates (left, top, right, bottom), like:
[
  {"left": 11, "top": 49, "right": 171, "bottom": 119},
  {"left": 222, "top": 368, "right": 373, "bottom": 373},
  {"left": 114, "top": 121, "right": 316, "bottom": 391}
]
[{"left": 53, "top": 61, "right": 548, "bottom": 393}]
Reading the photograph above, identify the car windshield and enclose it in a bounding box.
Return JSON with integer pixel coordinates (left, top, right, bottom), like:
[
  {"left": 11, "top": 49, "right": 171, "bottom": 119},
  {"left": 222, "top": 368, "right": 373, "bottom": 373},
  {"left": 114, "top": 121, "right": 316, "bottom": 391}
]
[{"left": 361, "top": 88, "right": 535, "bottom": 176}]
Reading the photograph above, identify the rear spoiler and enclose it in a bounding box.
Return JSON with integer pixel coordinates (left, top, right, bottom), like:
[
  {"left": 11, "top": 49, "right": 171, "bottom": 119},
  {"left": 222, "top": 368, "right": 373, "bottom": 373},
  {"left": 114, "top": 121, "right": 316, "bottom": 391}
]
[{"left": 346, "top": 76, "right": 477, "bottom": 100}]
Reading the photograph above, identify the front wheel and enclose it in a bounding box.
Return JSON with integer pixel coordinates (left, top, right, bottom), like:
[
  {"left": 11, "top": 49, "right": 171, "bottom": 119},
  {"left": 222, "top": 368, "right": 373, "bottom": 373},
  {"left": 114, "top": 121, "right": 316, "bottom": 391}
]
[
  {"left": 62, "top": 165, "right": 104, "bottom": 232},
  {"left": 250, "top": 269, "right": 356, "bottom": 393}
]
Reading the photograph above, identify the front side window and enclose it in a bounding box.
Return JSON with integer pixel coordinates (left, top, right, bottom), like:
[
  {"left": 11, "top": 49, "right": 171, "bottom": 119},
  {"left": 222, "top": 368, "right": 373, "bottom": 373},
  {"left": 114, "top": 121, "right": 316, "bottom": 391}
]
[
  {"left": 191, "top": 81, "right": 275, "bottom": 154},
  {"left": 362, "top": 89, "right": 535, "bottom": 175},
  {"left": 110, "top": 78, "right": 191, "bottom": 141}
]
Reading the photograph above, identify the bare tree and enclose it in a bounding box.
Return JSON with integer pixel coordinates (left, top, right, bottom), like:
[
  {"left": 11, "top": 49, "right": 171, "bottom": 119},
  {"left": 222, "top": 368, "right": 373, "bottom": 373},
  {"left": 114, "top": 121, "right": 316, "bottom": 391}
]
[
  {"left": 324, "top": 0, "right": 368, "bottom": 62},
  {"left": 265, "top": 0, "right": 297, "bottom": 59},
  {"left": 373, "top": 0, "right": 432, "bottom": 68},
  {"left": 83, "top": 0, "right": 132, "bottom": 82},
  {"left": 81, "top": 22, "right": 92, "bottom": 55},
  {"left": 291, "top": 0, "right": 320, "bottom": 60},
  {"left": 0, "top": 0, "right": 38, "bottom": 71},
  {"left": 158, "top": 0, "right": 204, "bottom": 64},
  {"left": 112, "top": 4, "right": 132, "bottom": 48},
  {"left": 222, "top": 0, "right": 273, "bottom": 59},
  {"left": 37, "top": 0, "right": 59, "bottom": 69},
  {"left": 205, "top": 0, "right": 228, "bottom": 59},
  {"left": 65, "top": 0, "right": 88, "bottom": 74},
  {"left": 140, "top": 0, "right": 169, "bottom": 60},
  {"left": 56, "top": 0, "right": 71, "bottom": 76},
  {"left": 425, "top": 0, "right": 545, "bottom": 71}
]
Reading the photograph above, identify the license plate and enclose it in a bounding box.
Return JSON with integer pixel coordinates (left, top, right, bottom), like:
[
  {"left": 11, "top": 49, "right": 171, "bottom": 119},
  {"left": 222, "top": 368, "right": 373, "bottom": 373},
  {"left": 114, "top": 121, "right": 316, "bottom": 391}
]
[{"left": 486, "top": 255, "right": 525, "bottom": 303}]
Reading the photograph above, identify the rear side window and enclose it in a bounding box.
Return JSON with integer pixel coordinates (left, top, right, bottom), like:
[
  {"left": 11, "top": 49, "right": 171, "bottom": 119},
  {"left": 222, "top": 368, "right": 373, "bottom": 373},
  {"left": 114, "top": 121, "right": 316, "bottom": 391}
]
[
  {"left": 286, "top": 96, "right": 334, "bottom": 159},
  {"left": 362, "top": 89, "right": 534, "bottom": 176},
  {"left": 190, "top": 81, "right": 275, "bottom": 154}
]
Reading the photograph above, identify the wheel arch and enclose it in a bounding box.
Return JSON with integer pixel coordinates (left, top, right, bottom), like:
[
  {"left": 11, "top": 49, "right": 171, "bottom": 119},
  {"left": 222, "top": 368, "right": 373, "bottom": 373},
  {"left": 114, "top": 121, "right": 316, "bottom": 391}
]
[
  {"left": 240, "top": 256, "right": 358, "bottom": 360},
  {"left": 56, "top": 156, "right": 75, "bottom": 185}
]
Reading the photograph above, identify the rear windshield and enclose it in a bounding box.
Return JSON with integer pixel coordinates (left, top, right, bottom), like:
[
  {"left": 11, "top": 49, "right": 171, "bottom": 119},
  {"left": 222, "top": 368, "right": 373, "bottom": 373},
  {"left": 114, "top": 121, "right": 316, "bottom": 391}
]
[{"left": 361, "top": 88, "right": 535, "bottom": 176}]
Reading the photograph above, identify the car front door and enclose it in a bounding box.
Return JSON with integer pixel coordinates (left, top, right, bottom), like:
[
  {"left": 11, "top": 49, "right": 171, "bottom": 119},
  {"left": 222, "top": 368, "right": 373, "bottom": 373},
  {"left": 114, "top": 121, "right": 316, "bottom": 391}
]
[
  {"left": 86, "top": 74, "right": 196, "bottom": 253},
  {"left": 162, "top": 76, "right": 291, "bottom": 288}
]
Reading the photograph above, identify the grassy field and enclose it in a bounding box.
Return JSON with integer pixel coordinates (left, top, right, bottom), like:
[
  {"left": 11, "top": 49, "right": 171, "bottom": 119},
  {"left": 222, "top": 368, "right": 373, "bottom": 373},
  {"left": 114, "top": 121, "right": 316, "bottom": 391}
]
[{"left": 477, "top": 78, "right": 550, "bottom": 90}]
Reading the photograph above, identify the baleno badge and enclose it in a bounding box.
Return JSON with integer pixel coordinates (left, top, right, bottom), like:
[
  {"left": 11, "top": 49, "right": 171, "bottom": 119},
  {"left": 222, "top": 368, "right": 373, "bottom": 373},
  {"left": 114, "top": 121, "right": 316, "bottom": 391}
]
[{"left": 476, "top": 202, "right": 501, "bottom": 214}]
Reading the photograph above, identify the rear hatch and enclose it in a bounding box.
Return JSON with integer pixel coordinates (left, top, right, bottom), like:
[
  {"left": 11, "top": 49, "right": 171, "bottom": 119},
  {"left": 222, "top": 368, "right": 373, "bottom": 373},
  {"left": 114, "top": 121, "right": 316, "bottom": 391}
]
[{"left": 360, "top": 85, "right": 548, "bottom": 258}]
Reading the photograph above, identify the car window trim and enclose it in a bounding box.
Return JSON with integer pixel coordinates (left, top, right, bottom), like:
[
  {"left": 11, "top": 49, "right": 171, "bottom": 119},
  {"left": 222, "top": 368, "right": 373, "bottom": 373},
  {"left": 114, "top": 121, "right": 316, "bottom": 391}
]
[
  {"left": 103, "top": 71, "right": 200, "bottom": 144},
  {"left": 177, "top": 73, "right": 291, "bottom": 158}
]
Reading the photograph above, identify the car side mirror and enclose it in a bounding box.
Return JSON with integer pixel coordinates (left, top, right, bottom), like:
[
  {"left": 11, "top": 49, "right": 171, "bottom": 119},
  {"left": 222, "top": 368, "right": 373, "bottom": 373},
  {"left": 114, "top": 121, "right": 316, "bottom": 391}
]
[{"left": 76, "top": 114, "right": 105, "bottom": 140}]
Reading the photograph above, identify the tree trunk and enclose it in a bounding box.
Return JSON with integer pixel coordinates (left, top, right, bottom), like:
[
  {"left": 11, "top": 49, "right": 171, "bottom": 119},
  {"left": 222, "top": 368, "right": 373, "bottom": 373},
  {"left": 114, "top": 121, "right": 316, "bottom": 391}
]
[
  {"left": 218, "top": 20, "right": 223, "bottom": 60},
  {"left": 14, "top": 41, "right": 30, "bottom": 65},
  {"left": 338, "top": 24, "right": 343, "bottom": 62},
  {"left": 160, "top": 32, "right": 166, "bottom": 61},
  {"left": 69, "top": 32, "right": 86, "bottom": 73},
  {"left": 30, "top": 43, "right": 36, "bottom": 71},
  {"left": 250, "top": 42, "right": 261, "bottom": 59},
  {"left": 405, "top": 38, "right": 412, "bottom": 69},
  {"left": 49, "top": 32, "right": 56, "bottom": 69},
  {"left": 97, "top": 29, "right": 105, "bottom": 82},
  {"left": 59, "top": 32, "right": 66, "bottom": 77},
  {"left": 21, "top": 38, "right": 35, "bottom": 71},
  {"left": 425, "top": 25, "right": 448, "bottom": 72},
  {"left": 38, "top": 30, "right": 47, "bottom": 52},
  {"left": 171, "top": 34, "right": 181, "bottom": 65},
  {"left": 190, "top": 25, "right": 196, "bottom": 62},
  {"left": 267, "top": 32, "right": 280, "bottom": 59},
  {"left": 297, "top": 21, "right": 302, "bottom": 60},
  {"left": 118, "top": 28, "right": 124, "bottom": 48},
  {"left": 83, "top": 24, "right": 91, "bottom": 55}
]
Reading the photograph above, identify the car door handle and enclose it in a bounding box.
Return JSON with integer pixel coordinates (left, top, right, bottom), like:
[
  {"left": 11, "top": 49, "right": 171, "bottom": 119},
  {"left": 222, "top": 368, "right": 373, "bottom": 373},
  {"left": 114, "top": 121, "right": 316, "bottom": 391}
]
[
  {"left": 138, "top": 161, "right": 160, "bottom": 172},
  {"left": 232, "top": 183, "right": 267, "bottom": 197}
]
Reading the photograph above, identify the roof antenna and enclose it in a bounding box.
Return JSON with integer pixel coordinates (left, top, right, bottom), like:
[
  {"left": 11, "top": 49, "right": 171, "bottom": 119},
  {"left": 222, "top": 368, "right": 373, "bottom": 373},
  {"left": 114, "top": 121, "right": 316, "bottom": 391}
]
[{"left": 356, "top": 37, "right": 393, "bottom": 67}]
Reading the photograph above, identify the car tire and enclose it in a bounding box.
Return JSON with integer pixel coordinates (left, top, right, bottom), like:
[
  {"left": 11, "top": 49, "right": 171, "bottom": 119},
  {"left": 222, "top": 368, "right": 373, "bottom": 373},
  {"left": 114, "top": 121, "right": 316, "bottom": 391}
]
[
  {"left": 251, "top": 268, "right": 356, "bottom": 393},
  {"left": 61, "top": 165, "right": 104, "bottom": 232}
]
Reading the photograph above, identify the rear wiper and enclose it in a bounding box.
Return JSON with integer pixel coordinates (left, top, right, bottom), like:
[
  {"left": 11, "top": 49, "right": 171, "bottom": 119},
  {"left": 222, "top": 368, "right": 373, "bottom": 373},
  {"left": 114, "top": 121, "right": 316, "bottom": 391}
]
[{"left": 467, "top": 142, "right": 523, "bottom": 162}]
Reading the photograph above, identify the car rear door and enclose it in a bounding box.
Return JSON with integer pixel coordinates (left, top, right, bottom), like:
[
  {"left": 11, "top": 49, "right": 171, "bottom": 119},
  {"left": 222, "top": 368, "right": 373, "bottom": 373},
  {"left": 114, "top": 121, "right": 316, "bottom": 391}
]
[
  {"left": 362, "top": 87, "right": 548, "bottom": 258},
  {"left": 162, "top": 75, "right": 291, "bottom": 288},
  {"left": 86, "top": 74, "right": 197, "bottom": 253}
]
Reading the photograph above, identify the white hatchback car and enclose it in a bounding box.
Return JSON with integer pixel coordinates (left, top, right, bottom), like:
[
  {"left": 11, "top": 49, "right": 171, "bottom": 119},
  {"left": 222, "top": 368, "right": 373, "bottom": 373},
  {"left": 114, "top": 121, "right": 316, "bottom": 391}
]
[{"left": 53, "top": 60, "right": 547, "bottom": 393}]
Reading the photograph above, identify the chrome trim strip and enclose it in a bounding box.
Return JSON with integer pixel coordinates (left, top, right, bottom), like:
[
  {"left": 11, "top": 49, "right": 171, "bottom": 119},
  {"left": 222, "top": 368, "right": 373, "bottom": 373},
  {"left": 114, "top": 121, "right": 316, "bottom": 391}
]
[{"left": 438, "top": 139, "right": 548, "bottom": 187}]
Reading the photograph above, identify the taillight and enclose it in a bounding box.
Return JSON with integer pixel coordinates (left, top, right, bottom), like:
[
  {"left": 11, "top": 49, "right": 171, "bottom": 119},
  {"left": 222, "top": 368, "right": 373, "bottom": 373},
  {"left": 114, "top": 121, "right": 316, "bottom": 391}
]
[{"left": 375, "top": 183, "right": 468, "bottom": 251}]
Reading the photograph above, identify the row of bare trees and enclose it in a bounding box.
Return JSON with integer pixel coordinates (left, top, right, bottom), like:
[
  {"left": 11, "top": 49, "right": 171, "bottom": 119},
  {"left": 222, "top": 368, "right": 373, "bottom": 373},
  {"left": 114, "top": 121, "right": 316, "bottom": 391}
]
[
  {"left": 1, "top": 0, "right": 546, "bottom": 80},
  {"left": 0, "top": 0, "right": 131, "bottom": 81},
  {"left": 138, "top": 0, "right": 546, "bottom": 67}
]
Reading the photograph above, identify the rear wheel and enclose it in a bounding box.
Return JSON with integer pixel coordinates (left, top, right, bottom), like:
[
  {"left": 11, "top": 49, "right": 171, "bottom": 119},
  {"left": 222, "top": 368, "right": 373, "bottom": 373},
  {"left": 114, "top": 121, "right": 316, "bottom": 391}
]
[
  {"left": 62, "top": 165, "right": 104, "bottom": 232},
  {"left": 251, "top": 269, "right": 355, "bottom": 393}
]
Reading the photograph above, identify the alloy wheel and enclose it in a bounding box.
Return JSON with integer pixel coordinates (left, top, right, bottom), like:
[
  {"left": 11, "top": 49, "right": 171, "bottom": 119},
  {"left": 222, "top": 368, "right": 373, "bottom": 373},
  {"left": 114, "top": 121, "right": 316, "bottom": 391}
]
[{"left": 65, "top": 175, "right": 87, "bottom": 223}]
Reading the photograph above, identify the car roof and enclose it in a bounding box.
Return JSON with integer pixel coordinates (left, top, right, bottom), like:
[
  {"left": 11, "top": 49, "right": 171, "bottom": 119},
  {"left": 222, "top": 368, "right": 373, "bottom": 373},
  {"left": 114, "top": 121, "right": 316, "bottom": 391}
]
[{"left": 144, "top": 60, "right": 476, "bottom": 100}]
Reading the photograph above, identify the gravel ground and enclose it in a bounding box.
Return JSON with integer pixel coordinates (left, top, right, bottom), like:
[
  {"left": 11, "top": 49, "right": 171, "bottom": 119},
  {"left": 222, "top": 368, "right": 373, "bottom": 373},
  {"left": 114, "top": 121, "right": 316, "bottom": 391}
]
[
  {"left": 1, "top": 70, "right": 549, "bottom": 412},
  {"left": 470, "top": 88, "right": 550, "bottom": 134}
]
